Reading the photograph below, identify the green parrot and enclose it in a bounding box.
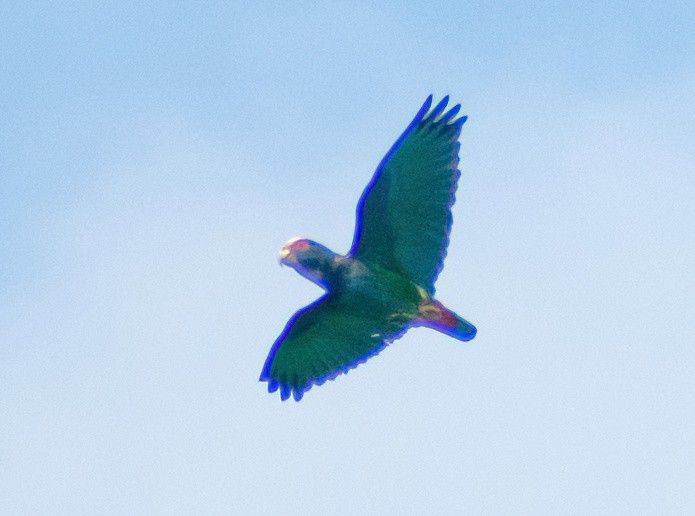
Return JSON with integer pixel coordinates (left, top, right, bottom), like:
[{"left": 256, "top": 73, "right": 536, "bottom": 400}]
[{"left": 260, "top": 95, "right": 477, "bottom": 401}]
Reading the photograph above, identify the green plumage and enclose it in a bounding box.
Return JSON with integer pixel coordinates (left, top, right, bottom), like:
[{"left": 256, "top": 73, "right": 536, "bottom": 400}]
[
  {"left": 260, "top": 96, "right": 476, "bottom": 401},
  {"left": 268, "top": 257, "right": 423, "bottom": 396},
  {"left": 352, "top": 104, "right": 463, "bottom": 294},
  {"left": 268, "top": 293, "right": 406, "bottom": 393}
]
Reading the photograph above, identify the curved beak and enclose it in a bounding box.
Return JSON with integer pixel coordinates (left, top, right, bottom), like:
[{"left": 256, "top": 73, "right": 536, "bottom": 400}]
[{"left": 278, "top": 247, "right": 293, "bottom": 267}]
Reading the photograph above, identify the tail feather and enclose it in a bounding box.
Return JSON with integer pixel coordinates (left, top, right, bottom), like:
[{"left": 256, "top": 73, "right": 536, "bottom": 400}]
[{"left": 417, "top": 300, "right": 477, "bottom": 341}]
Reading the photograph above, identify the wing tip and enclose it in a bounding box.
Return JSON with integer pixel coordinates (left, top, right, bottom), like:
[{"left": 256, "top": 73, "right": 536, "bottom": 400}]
[
  {"left": 259, "top": 341, "right": 387, "bottom": 402},
  {"left": 439, "top": 103, "right": 461, "bottom": 124},
  {"left": 427, "top": 95, "right": 450, "bottom": 121},
  {"left": 260, "top": 325, "right": 412, "bottom": 402},
  {"left": 453, "top": 114, "right": 468, "bottom": 128},
  {"left": 419, "top": 96, "right": 468, "bottom": 135}
]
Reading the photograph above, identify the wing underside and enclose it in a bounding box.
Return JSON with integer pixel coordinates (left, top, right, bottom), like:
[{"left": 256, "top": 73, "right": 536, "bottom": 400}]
[
  {"left": 350, "top": 96, "right": 467, "bottom": 294},
  {"left": 259, "top": 296, "right": 409, "bottom": 401}
]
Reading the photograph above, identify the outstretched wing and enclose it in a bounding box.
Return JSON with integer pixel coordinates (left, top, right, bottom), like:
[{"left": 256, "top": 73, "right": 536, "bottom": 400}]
[
  {"left": 350, "top": 96, "right": 467, "bottom": 294},
  {"left": 259, "top": 295, "right": 408, "bottom": 401}
]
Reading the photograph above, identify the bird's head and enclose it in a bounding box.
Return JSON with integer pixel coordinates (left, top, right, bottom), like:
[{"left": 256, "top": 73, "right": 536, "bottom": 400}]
[{"left": 279, "top": 237, "right": 336, "bottom": 289}]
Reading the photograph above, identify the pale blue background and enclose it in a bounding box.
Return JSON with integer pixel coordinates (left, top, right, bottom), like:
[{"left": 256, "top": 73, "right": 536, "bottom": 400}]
[{"left": 2, "top": 2, "right": 694, "bottom": 514}]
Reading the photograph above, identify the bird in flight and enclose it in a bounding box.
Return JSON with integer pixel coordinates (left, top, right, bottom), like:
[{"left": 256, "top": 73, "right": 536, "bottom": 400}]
[{"left": 260, "top": 95, "right": 477, "bottom": 401}]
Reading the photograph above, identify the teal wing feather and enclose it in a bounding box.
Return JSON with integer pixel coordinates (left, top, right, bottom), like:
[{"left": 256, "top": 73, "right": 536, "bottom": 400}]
[
  {"left": 350, "top": 96, "right": 467, "bottom": 294},
  {"left": 259, "top": 295, "right": 408, "bottom": 401}
]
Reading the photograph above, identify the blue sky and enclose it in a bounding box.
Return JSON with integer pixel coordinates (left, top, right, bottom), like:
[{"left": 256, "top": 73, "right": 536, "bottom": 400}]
[{"left": 2, "top": 2, "right": 694, "bottom": 514}]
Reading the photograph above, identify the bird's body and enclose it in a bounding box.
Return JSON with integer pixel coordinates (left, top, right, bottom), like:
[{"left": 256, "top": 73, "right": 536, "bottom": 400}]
[
  {"left": 334, "top": 256, "right": 412, "bottom": 307},
  {"left": 260, "top": 96, "right": 477, "bottom": 401}
]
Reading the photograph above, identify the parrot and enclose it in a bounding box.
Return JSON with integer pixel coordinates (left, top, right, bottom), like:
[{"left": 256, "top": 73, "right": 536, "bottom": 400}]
[{"left": 260, "top": 95, "right": 477, "bottom": 401}]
